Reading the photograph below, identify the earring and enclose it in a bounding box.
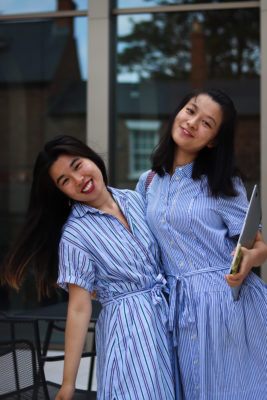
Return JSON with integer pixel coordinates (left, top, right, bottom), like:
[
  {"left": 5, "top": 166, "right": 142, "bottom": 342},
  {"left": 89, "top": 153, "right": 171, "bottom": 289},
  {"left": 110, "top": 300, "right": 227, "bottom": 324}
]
[{"left": 68, "top": 199, "right": 72, "bottom": 207}]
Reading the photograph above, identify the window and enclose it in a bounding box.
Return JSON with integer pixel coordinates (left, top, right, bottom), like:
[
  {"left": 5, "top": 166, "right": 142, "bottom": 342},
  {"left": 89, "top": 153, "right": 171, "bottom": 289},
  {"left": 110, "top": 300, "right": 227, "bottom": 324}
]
[
  {"left": 0, "top": 5, "right": 88, "bottom": 311},
  {"left": 126, "top": 120, "right": 160, "bottom": 179}
]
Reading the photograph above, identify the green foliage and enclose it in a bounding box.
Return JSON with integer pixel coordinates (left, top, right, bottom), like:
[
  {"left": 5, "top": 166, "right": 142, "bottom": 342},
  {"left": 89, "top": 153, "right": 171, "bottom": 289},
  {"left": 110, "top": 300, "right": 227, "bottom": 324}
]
[{"left": 117, "top": 8, "right": 259, "bottom": 82}]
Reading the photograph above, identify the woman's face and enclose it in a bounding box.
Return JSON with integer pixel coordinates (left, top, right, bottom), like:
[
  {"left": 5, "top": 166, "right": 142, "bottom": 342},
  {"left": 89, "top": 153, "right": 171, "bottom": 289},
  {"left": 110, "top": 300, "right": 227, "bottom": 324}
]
[
  {"left": 171, "top": 94, "right": 223, "bottom": 162},
  {"left": 49, "top": 154, "right": 106, "bottom": 206}
]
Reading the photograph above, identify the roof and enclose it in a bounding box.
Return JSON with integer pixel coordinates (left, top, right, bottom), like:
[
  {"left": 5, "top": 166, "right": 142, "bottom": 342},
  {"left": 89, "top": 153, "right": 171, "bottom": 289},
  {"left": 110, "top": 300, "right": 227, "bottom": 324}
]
[
  {"left": 49, "top": 79, "right": 259, "bottom": 117},
  {"left": 0, "top": 19, "right": 69, "bottom": 83},
  {"left": 0, "top": 18, "right": 258, "bottom": 115},
  {"left": 48, "top": 80, "right": 86, "bottom": 115},
  {"left": 117, "top": 79, "right": 259, "bottom": 117}
]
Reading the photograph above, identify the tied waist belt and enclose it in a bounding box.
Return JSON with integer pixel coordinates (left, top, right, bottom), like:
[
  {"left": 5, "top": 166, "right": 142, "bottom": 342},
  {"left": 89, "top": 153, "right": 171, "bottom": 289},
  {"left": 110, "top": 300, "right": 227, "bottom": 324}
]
[
  {"left": 99, "top": 273, "right": 168, "bottom": 309},
  {"left": 167, "top": 266, "right": 229, "bottom": 346}
]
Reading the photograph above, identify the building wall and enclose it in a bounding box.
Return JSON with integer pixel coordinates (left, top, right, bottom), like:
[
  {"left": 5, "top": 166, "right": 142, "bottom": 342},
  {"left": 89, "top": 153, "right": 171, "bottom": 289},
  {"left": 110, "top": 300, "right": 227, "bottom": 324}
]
[{"left": 0, "top": 1, "right": 266, "bottom": 313}]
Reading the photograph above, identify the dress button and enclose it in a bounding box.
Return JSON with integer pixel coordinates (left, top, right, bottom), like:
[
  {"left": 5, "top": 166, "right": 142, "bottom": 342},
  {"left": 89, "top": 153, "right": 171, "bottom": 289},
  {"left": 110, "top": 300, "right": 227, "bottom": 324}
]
[
  {"left": 164, "top": 196, "right": 167, "bottom": 201},
  {"left": 197, "top": 385, "right": 200, "bottom": 390},
  {"left": 171, "top": 240, "right": 174, "bottom": 245},
  {"left": 191, "top": 335, "right": 196, "bottom": 340},
  {"left": 179, "top": 167, "right": 183, "bottom": 171},
  {"left": 180, "top": 262, "right": 184, "bottom": 267},
  {"left": 194, "top": 359, "right": 198, "bottom": 364},
  {"left": 175, "top": 176, "right": 179, "bottom": 180},
  {"left": 161, "top": 218, "right": 165, "bottom": 223}
]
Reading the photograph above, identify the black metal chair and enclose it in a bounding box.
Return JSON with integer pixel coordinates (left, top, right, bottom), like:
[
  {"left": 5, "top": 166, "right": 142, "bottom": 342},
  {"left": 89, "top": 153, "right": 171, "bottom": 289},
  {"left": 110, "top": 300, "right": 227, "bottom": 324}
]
[
  {"left": 0, "top": 309, "right": 98, "bottom": 399},
  {"left": 0, "top": 339, "right": 44, "bottom": 399}
]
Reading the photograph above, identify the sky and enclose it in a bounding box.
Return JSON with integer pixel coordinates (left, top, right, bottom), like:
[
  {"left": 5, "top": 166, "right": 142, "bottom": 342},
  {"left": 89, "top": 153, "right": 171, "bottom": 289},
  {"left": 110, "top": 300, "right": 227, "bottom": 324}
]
[{"left": 0, "top": 0, "right": 88, "bottom": 14}]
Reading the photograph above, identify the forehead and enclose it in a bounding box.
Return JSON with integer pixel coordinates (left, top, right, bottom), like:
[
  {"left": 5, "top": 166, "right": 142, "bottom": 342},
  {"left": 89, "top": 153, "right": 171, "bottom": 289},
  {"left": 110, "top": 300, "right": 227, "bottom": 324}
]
[
  {"left": 49, "top": 154, "right": 76, "bottom": 177},
  {"left": 187, "top": 94, "right": 222, "bottom": 112},
  {"left": 52, "top": 154, "right": 75, "bottom": 169}
]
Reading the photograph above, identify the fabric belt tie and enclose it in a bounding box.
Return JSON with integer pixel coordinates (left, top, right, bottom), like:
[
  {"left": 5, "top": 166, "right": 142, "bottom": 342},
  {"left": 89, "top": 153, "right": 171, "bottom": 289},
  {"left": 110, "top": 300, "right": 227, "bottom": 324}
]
[
  {"left": 100, "top": 273, "right": 169, "bottom": 309},
  {"left": 167, "top": 266, "right": 229, "bottom": 346}
]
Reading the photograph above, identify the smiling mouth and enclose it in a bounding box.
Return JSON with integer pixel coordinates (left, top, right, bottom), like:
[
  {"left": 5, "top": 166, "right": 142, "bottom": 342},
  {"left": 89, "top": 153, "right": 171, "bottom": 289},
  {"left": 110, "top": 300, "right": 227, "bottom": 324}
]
[
  {"left": 181, "top": 127, "right": 193, "bottom": 137},
  {"left": 82, "top": 179, "right": 94, "bottom": 193}
]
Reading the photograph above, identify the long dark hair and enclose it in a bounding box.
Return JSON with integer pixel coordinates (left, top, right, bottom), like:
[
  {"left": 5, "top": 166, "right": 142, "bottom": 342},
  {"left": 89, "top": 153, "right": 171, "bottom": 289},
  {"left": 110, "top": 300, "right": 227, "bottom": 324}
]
[
  {"left": 1, "top": 135, "right": 108, "bottom": 297},
  {"left": 152, "top": 88, "right": 240, "bottom": 197}
]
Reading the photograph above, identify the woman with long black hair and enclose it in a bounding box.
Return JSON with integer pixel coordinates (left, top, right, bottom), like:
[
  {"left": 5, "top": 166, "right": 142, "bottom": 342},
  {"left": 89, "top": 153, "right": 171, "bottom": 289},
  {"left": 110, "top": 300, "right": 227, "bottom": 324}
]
[
  {"left": 137, "top": 88, "right": 267, "bottom": 400},
  {"left": 2, "top": 135, "right": 176, "bottom": 400}
]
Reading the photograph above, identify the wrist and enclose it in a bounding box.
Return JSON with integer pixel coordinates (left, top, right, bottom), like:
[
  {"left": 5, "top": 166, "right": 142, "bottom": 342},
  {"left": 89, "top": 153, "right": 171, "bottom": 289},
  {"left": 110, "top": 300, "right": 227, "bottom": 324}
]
[{"left": 62, "top": 379, "right": 76, "bottom": 389}]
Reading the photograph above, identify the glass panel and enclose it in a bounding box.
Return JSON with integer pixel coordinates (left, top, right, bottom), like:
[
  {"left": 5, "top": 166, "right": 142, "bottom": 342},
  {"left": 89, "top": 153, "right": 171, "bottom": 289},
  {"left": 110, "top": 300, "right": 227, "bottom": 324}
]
[
  {"left": 0, "top": 15, "right": 87, "bottom": 311},
  {"left": 114, "top": 8, "right": 260, "bottom": 191},
  {"left": 1, "top": 0, "right": 88, "bottom": 15},
  {"left": 115, "top": 0, "right": 253, "bottom": 9}
]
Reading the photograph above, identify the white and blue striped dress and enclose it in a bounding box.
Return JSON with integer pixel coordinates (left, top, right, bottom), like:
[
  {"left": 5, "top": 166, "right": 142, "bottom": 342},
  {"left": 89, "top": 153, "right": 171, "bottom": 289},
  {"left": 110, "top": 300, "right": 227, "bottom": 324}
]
[
  {"left": 137, "top": 163, "right": 267, "bottom": 400},
  {"left": 57, "top": 187, "right": 176, "bottom": 400}
]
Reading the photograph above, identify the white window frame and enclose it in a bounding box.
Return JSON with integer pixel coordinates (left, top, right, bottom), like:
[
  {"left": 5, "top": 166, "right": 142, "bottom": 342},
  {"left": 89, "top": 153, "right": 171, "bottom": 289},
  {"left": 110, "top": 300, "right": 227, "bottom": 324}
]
[{"left": 126, "top": 120, "right": 160, "bottom": 180}]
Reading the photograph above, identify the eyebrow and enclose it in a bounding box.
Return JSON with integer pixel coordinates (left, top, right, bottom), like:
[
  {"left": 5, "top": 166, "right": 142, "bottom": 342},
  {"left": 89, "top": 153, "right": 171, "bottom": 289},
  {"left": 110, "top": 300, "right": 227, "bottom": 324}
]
[
  {"left": 56, "top": 157, "right": 80, "bottom": 185},
  {"left": 189, "top": 102, "right": 217, "bottom": 126}
]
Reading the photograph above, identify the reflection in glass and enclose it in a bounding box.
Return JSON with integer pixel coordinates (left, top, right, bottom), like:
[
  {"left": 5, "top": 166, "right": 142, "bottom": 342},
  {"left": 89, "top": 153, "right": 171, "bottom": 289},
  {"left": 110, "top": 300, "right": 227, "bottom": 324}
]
[
  {"left": 126, "top": 121, "right": 160, "bottom": 179},
  {"left": 1, "top": 0, "right": 88, "bottom": 15},
  {"left": 0, "top": 15, "right": 87, "bottom": 310},
  {"left": 114, "top": 9, "right": 260, "bottom": 190},
  {"left": 116, "top": 0, "right": 253, "bottom": 9}
]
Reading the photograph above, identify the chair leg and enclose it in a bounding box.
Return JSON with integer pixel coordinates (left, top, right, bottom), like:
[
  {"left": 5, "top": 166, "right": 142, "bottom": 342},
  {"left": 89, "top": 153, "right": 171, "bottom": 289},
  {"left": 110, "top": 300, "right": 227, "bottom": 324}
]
[
  {"left": 33, "top": 320, "right": 50, "bottom": 400},
  {"left": 42, "top": 321, "right": 54, "bottom": 357},
  {"left": 10, "top": 321, "right": 21, "bottom": 394},
  {"left": 87, "top": 331, "right": 96, "bottom": 391}
]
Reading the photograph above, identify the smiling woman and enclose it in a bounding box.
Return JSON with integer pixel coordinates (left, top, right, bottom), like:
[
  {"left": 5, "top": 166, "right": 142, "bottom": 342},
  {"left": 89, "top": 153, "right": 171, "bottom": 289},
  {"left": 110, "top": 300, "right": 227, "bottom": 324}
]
[
  {"left": 171, "top": 94, "right": 223, "bottom": 168},
  {"left": 1, "top": 135, "right": 177, "bottom": 400},
  {"left": 49, "top": 155, "right": 104, "bottom": 204},
  {"left": 136, "top": 88, "right": 267, "bottom": 400}
]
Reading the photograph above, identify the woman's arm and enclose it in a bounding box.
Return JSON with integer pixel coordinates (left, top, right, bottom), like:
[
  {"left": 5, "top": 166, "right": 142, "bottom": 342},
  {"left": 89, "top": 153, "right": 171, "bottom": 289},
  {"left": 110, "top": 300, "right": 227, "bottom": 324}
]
[
  {"left": 55, "top": 284, "right": 92, "bottom": 400},
  {"left": 226, "top": 231, "right": 267, "bottom": 287}
]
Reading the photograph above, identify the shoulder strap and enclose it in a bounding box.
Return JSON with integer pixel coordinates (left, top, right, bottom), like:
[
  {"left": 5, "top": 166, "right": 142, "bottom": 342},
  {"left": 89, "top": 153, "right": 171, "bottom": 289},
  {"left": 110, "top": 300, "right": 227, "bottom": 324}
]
[{"left": 145, "top": 170, "right": 156, "bottom": 192}]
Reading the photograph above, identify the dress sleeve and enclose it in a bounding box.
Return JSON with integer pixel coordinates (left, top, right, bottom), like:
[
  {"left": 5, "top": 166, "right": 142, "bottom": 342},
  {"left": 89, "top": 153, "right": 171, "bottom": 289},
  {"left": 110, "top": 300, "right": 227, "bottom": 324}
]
[
  {"left": 57, "top": 237, "right": 95, "bottom": 293},
  {"left": 135, "top": 170, "right": 151, "bottom": 199},
  {"left": 217, "top": 177, "right": 249, "bottom": 238}
]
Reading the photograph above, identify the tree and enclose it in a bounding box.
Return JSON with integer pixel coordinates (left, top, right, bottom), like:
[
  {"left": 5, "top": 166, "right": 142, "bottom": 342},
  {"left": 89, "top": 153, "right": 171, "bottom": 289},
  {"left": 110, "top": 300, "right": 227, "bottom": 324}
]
[{"left": 117, "top": 5, "right": 259, "bottom": 82}]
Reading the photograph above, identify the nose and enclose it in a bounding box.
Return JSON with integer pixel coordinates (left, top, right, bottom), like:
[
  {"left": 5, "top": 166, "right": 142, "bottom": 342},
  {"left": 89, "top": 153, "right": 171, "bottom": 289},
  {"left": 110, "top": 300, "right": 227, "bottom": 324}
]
[
  {"left": 187, "top": 114, "right": 198, "bottom": 129},
  {"left": 73, "top": 173, "right": 83, "bottom": 185}
]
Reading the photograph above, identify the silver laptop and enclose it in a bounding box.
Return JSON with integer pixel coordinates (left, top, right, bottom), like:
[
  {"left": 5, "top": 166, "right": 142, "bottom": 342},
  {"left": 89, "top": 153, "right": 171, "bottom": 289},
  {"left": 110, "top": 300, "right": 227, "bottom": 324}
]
[{"left": 230, "top": 184, "right": 262, "bottom": 300}]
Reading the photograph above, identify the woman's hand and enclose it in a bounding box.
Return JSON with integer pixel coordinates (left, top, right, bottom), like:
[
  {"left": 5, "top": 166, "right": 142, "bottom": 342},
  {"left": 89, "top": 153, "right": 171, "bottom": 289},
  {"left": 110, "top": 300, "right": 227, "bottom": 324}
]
[
  {"left": 225, "top": 231, "right": 267, "bottom": 287},
  {"left": 226, "top": 247, "right": 254, "bottom": 287},
  {"left": 55, "top": 383, "right": 75, "bottom": 400}
]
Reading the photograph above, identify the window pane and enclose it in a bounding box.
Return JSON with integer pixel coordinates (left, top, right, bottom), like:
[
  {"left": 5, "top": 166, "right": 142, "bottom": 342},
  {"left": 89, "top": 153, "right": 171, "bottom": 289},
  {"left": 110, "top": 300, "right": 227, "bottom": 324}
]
[
  {"left": 115, "top": 0, "right": 253, "bottom": 9},
  {"left": 114, "top": 8, "right": 260, "bottom": 190},
  {"left": 134, "top": 154, "right": 151, "bottom": 171},
  {"left": 1, "top": 0, "right": 87, "bottom": 15},
  {"left": 0, "top": 15, "right": 87, "bottom": 311},
  {"left": 134, "top": 131, "right": 155, "bottom": 150}
]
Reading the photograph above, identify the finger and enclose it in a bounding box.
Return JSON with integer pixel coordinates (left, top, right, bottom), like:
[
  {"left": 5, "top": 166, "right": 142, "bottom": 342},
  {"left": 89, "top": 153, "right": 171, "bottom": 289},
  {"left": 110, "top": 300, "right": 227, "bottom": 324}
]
[
  {"left": 226, "top": 273, "right": 241, "bottom": 281},
  {"left": 225, "top": 274, "right": 243, "bottom": 287}
]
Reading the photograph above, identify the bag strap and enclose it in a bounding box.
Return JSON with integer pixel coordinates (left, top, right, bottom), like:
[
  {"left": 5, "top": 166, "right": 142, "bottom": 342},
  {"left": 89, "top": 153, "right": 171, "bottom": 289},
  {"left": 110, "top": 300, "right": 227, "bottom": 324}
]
[{"left": 145, "top": 170, "right": 156, "bottom": 192}]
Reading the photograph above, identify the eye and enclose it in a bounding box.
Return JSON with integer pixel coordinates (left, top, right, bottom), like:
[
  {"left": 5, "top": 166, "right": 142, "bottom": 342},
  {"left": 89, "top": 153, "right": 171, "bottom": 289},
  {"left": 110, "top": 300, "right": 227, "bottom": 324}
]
[
  {"left": 186, "top": 107, "right": 194, "bottom": 114},
  {"left": 62, "top": 178, "right": 69, "bottom": 186},
  {"left": 202, "top": 120, "right": 211, "bottom": 128},
  {"left": 74, "top": 162, "right": 81, "bottom": 170}
]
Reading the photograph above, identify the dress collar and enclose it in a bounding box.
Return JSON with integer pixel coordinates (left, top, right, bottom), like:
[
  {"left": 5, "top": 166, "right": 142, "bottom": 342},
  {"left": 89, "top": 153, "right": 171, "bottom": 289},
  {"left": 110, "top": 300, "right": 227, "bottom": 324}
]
[
  {"left": 71, "top": 186, "right": 125, "bottom": 218},
  {"left": 174, "top": 162, "right": 193, "bottom": 177},
  {"left": 165, "top": 162, "right": 193, "bottom": 178}
]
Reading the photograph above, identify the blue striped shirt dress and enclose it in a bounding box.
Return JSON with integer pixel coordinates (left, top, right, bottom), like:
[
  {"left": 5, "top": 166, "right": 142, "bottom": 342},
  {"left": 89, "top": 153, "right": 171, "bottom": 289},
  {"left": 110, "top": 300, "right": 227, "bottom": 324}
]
[
  {"left": 136, "top": 163, "right": 267, "bottom": 400},
  {"left": 57, "top": 187, "right": 176, "bottom": 400}
]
